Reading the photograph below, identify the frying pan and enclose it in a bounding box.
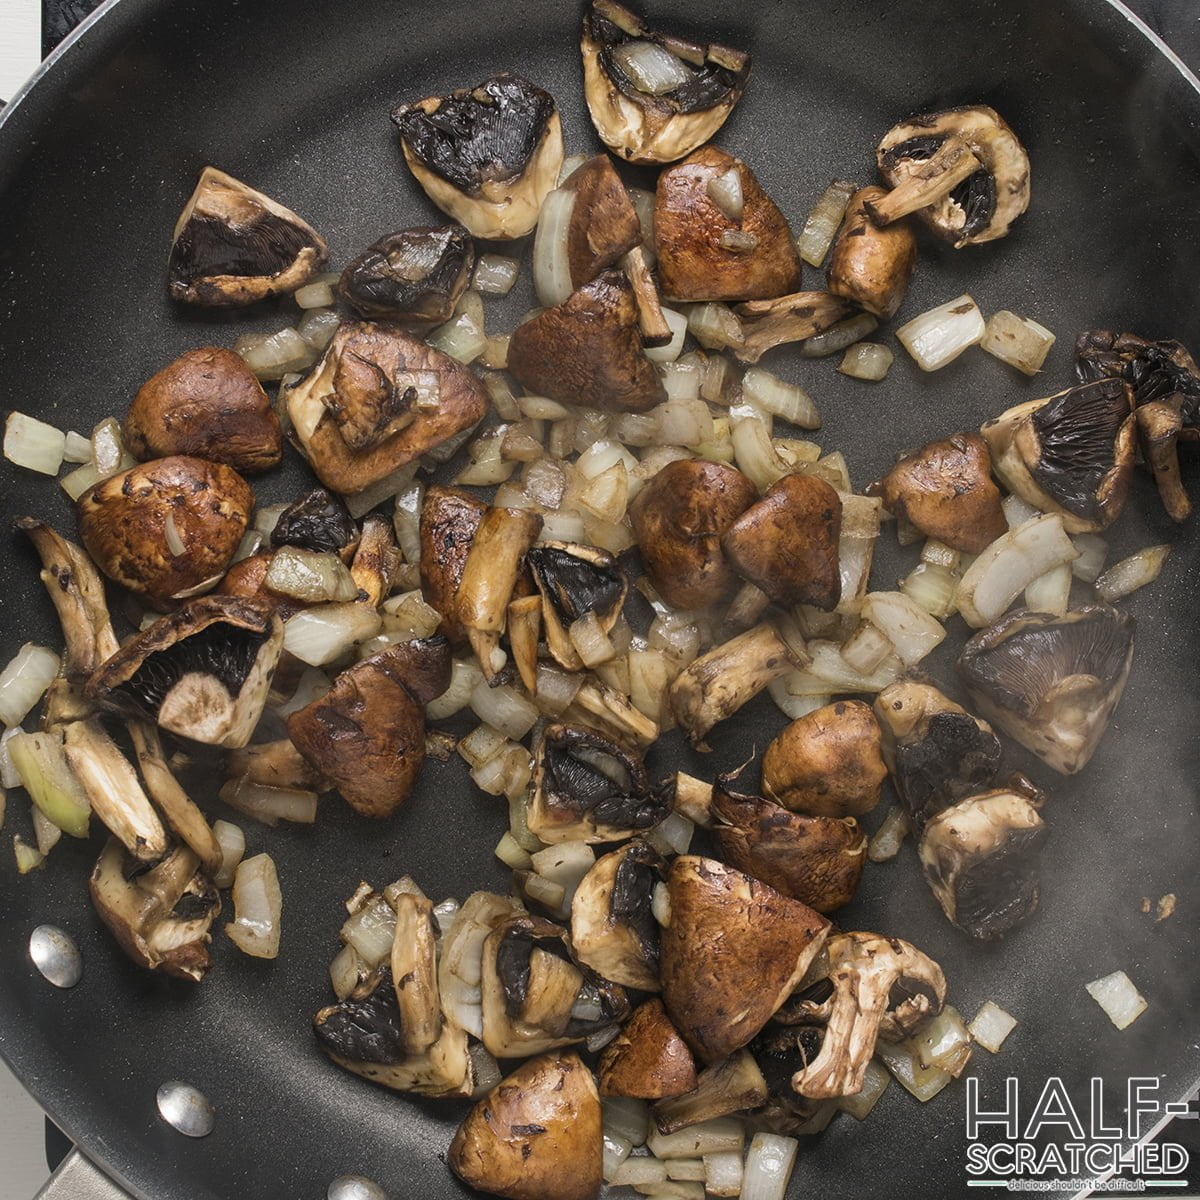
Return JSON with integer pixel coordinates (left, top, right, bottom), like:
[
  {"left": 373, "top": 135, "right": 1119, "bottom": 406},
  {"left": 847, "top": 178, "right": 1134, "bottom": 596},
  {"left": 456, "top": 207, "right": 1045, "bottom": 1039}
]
[{"left": 0, "top": 1, "right": 1197, "bottom": 1198}]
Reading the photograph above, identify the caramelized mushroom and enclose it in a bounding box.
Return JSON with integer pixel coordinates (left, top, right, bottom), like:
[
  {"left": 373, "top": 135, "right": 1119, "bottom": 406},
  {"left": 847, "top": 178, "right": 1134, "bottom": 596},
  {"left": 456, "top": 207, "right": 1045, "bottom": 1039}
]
[
  {"left": 733, "top": 292, "right": 853, "bottom": 364},
  {"left": 418, "top": 485, "right": 487, "bottom": 646},
  {"left": 653, "top": 1051, "right": 767, "bottom": 1134},
  {"left": 526, "top": 543, "right": 628, "bottom": 672},
  {"left": 270, "top": 487, "right": 359, "bottom": 557},
  {"left": 826, "top": 186, "right": 917, "bottom": 319},
  {"left": 597, "top": 998, "right": 697, "bottom": 1099}
]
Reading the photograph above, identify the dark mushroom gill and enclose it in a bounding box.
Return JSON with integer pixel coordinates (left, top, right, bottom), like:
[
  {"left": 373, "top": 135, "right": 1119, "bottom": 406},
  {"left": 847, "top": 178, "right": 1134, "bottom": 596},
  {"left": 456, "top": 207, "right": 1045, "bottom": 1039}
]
[
  {"left": 526, "top": 545, "right": 627, "bottom": 629},
  {"left": 879, "top": 134, "right": 996, "bottom": 240},
  {"left": 540, "top": 727, "right": 665, "bottom": 830},
  {"left": 270, "top": 488, "right": 358, "bottom": 554},
  {"left": 314, "top": 968, "right": 406, "bottom": 1064}
]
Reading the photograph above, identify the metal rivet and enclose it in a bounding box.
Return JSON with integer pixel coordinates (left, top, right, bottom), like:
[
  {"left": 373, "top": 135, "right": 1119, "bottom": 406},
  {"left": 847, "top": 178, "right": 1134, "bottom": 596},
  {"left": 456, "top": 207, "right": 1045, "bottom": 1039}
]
[
  {"left": 155, "top": 1081, "right": 215, "bottom": 1138},
  {"left": 29, "top": 925, "right": 82, "bottom": 989},
  {"left": 327, "top": 1176, "right": 388, "bottom": 1200}
]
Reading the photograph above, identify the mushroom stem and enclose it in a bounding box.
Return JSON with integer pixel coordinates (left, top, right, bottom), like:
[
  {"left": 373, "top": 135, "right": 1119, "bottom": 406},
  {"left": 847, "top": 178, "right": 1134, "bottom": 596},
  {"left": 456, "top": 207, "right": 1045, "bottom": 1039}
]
[
  {"left": 1137, "top": 401, "right": 1191, "bottom": 521},
  {"left": 507, "top": 595, "right": 543, "bottom": 693},
  {"left": 733, "top": 292, "right": 853, "bottom": 364},
  {"left": 350, "top": 514, "right": 402, "bottom": 608},
  {"left": 864, "top": 135, "right": 982, "bottom": 226},
  {"left": 392, "top": 888, "right": 442, "bottom": 1055},
  {"left": 622, "top": 247, "right": 673, "bottom": 347},
  {"left": 571, "top": 676, "right": 660, "bottom": 749},
  {"left": 722, "top": 581, "right": 771, "bottom": 634}
]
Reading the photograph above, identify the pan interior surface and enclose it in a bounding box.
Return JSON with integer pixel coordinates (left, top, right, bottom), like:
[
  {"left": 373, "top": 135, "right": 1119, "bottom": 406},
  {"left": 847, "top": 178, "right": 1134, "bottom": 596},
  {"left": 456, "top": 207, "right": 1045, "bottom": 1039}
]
[{"left": 0, "top": 1, "right": 1197, "bottom": 1198}]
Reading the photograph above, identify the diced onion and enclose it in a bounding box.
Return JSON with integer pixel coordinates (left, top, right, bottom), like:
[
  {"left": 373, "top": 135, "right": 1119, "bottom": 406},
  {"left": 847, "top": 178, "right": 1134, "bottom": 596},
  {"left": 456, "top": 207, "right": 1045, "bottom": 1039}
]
[
  {"left": 282, "top": 604, "right": 383, "bottom": 666},
  {"left": 647, "top": 1119, "right": 744, "bottom": 1161},
  {"left": 645, "top": 811, "right": 694, "bottom": 857},
  {"left": 837, "top": 1059, "right": 892, "bottom": 1119},
  {"left": 1086, "top": 970, "right": 1148, "bottom": 1030},
  {"left": 558, "top": 154, "right": 587, "bottom": 185},
  {"left": 840, "top": 621, "right": 895, "bottom": 676},
  {"left": 473, "top": 254, "right": 521, "bottom": 296},
  {"left": 390, "top": 481, "right": 423, "bottom": 566},
  {"left": 669, "top": 1159, "right": 714, "bottom": 1182},
  {"left": 90, "top": 417, "right": 125, "bottom": 477},
  {"left": 609, "top": 1157, "right": 668, "bottom": 1188},
  {"left": 269, "top": 665, "right": 332, "bottom": 719},
  {"left": 969, "top": 1001, "right": 1018, "bottom": 1053},
  {"left": 254, "top": 504, "right": 290, "bottom": 538},
  {"left": 1024, "top": 562, "right": 1072, "bottom": 615},
  {"left": 868, "top": 804, "right": 911, "bottom": 862},
  {"left": 896, "top": 294, "right": 985, "bottom": 372},
  {"left": 456, "top": 724, "right": 510, "bottom": 770},
  {"left": 718, "top": 229, "right": 758, "bottom": 253},
  {"left": 706, "top": 168, "right": 744, "bottom": 222},
  {"left": 212, "top": 819, "right": 245, "bottom": 889},
  {"left": 469, "top": 680, "right": 539, "bottom": 741},
  {"left": 921, "top": 540, "right": 961, "bottom": 569},
  {"left": 659, "top": 361, "right": 702, "bottom": 403},
  {"left": 806, "top": 640, "right": 901, "bottom": 694},
  {"left": 839, "top": 342, "right": 894, "bottom": 381},
  {"left": 226, "top": 852, "right": 282, "bottom": 959},
  {"left": 604, "top": 1097, "right": 650, "bottom": 1148},
  {"left": 900, "top": 562, "right": 959, "bottom": 619},
  {"left": 342, "top": 893, "right": 397, "bottom": 967},
  {"left": 266, "top": 547, "right": 358, "bottom": 603},
  {"left": 533, "top": 662, "right": 584, "bottom": 716},
  {"left": 329, "top": 943, "right": 366, "bottom": 1000},
  {"left": 1003, "top": 493, "right": 1041, "bottom": 529},
  {"left": 219, "top": 778, "right": 318, "bottom": 827},
  {"left": 495, "top": 830, "right": 533, "bottom": 870},
  {"left": 742, "top": 367, "right": 820, "bottom": 429},
  {"left": 654, "top": 397, "right": 713, "bottom": 448},
  {"left": 730, "top": 404, "right": 788, "bottom": 490},
  {"left": 1094, "top": 544, "right": 1171, "bottom": 603},
  {"left": 614, "top": 40, "right": 693, "bottom": 95},
  {"left": 31, "top": 805, "right": 62, "bottom": 857},
  {"left": 237, "top": 327, "right": 316, "bottom": 380},
  {"left": 0, "top": 643, "right": 61, "bottom": 727},
  {"left": 540, "top": 509, "right": 587, "bottom": 543},
  {"left": 232, "top": 529, "right": 264, "bottom": 564},
  {"left": 703, "top": 1150, "right": 743, "bottom": 1197},
  {"left": 531, "top": 841, "right": 595, "bottom": 915},
  {"left": 800, "top": 312, "right": 879, "bottom": 358},
  {"left": 861, "top": 591, "right": 946, "bottom": 666},
  {"left": 741, "top": 1133, "right": 799, "bottom": 1200},
  {"left": 643, "top": 1181, "right": 705, "bottom": 1199},
  {"left": 0, "top": 727, "right": 22, "bottom": 789},
  {"left": 4, "top": 412, "right": 65, "bottom": 476},
  {"left": 767, "top": 676, "right": 832, "bottom": 720},
  {"left": 381, "top": 590, "right": 442, "bottom": 639},
  {"left": 533, "top": 188, "right": 576, "bottom": 307},
  {"left": 59, "top": 462, "right": 102, "bottom": 501},
  {"left": 911, "top": 1005, "right": 973, "bottom": 1077},
  {"left": 569, "top": 611, "right": 617, "bottom": 668},
  {"left": 63, "top": 430, "right": 92, "bottom": 463},
  {"left": 293, "top": 280, "right": 335, "bottom": 309},
  {"left": 1071, "top": 532, "right": 1109, "bottom": 583},
  {"left": 875, "top": 1038, "right": 955, "bottom": 1102},
  {"left": 522, "top": 872, "right": 566, "bottom": 911},
  {"left": 686, "top": 303, "right": 744, "bottom": 352},
  {"left": 13, "top": 835, "right": 44, "bottom": 874},
  {"left": 652, "top": 880, "right": 672, "bottom": 926},
  {"left": 981, "top": 310, "right": 1056, "bottom": 376},
  {"left": 796, "top": 179, "right": 856, "bottom": 267},
  {"left": 296, "top": 308, "right": 341, "bottom": 351},
  {"left": 427, "top": 312, "right": 486, "bottom": 364},
  {"left": 603, "top": 1132, "right": 634, "bottom": 1183},
  {"left": 519, "top": 394, "right": 571, "bottom": 421},
  {"left": 455, "top": 429, "right": 517, "bottom": 486},
  {"left": 644, "top": 308, "right": 689, "bottom": 363}
]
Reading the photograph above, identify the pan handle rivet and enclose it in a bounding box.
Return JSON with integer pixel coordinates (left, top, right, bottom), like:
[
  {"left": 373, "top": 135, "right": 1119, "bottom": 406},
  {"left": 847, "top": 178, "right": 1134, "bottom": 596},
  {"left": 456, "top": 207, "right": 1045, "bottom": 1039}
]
[
  {"left": 155, "top": 1081, "right": 215, "bottom": 1138},
  {"left": 328, "top": 1176, "right": 388, "bottom": 1200},
  {"left": 29, "top": 925, "right": 83, "bottom": 989}
]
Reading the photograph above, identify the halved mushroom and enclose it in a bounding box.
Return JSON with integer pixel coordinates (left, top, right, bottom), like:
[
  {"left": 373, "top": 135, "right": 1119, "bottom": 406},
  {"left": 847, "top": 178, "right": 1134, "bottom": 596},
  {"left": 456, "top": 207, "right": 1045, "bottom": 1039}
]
[
  {"left": 653, "top": 1050, "right": 767, "bottom": 1133},
  {"left": 287, "top": 321, "right": 488, "bottom": 497},
  {"left": 339, "top": 225, "right": 475, "bottom": 324},
  {"left": 391, "top": 73, "right": 563, "bottom": 240},
  {"left": 871, "top": 105, "right": 1031, "bottom": 247},
  {"left": 77, "top": 456, "right": 254, "bottom": 608},
  {"left": 760, "top": 700, "right": 887, "bottom": 818},
  {"left": 86, "top": 595, "right": 283, "bottom": 750},
  {"left": 981, "top": 379, "right": 1136, "bottom": 532},
  {"left": 480, "top": 913, "right": 628, "bottom": 1059},
  {"left": 314, "top": 965, "right": 472, "bottom": 1097},
  {"left": 873, "top": 680, "right": 1001, "bottom": 829},
  {"left": 826, "top": 186, "right": 917, "bottom": 319},
  {"left": 597, "top": 998, "right": 697, "bottom": 1099},
  {"left": 919, "top": 789, "right": 1047, "bottom": 940},
  {"left": 270, "top": 487, "right": 359, "bottom": 557},
  {"left": 654, "top": 146, "right": 802, "bottom": 302},
  {"left": 90, "top": 837, "right": 220, "bottom": 982},
  {"left": 958, "top": 605, "right": 1135, "bottom": 774},
  {"left": 581, "top": 0, "right": 751, "bottom": 165},
  {"left": 125, "top": 348, "right": 282, "bottom": 473},
  {"left": 787, "top": 931, "right": 946, "bottom": 1099},
  {"left": 721, "top": 473, "right": 842, "bottom": 609},
  {"left": 507, "top": 270, "right": 667, "bottom": 414},
  {"left": 712, "top": 777, "right": 866, "bottom": 913},
  {"left": 449, "top": 1052, "right": 601, "bottom": 1200},
  {"left": 418, "top": 485, "right": 488, "bottom": 646},
  {"left": 570, "top": 839, "right": 665, "bottom": 990},
  {"left": 733, "top": 292, "right": 853, "bottom": 364},
  {"left": 870, "top": 433, "right": 1007, "bottom": 553},
  {"left": 168, "top": 166, "right": 327, "bottom": 305},
  {"left": 526, "top": 543, "right": 628, "bottom": 672},
  {"left": 660, "top": 855, "right": 830, "bottom": 1063},
  {"left": 629, "top": 458, "right": 757, "bottom": 610},
  {"left": 528, "top": 724, "right": 670, "bottom": 843},
  {"left": 287, "top": 635, "right": 451, "bottom": 817}
]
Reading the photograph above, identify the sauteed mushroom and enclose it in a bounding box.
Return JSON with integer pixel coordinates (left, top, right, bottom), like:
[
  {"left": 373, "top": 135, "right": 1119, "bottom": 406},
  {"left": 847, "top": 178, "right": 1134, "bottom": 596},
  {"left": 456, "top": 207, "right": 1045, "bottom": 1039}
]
[
  {"left": 746, "top": 1024, "right": 827, "bottom": 1133},
  {"left": 167, "top": 166, "right": 328, "bottom": 305},
  {"left": 826, "top": 186, "right": 917, "bottom": 319},
  {"left": 652, "top": 1050, "right": 768, "bottom": 1134},
  {"left": 596, "top": 998, "right": 697, "bottom": 1099},
  {"left": 580, "top": 0, "right": 751, "bottom": 165},
  {"left": 270, "top": 487, "right": 359, "bottom": 557},
  {"left": 734, "top": 292, "right": 853, "bottom": 364},
  {"left": 526, "top": 543, "right": 628, "bottom": 672},
  {"left": 391, "top": 73, "right": 563, "bottom": 240},
  {"left": 419, "top": 485, "right": 487, "bottom": 646}
]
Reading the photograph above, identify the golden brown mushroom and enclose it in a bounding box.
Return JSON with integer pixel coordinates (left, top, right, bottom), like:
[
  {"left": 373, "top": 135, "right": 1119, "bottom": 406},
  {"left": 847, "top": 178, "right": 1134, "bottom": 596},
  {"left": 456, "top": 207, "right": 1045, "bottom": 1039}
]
[
  {"left": 597, "top": 998, "right": 698, "bottom": 1099},
  {"left": 733, "top": 291, "right": 853, "bottom": 364},
  {"left": 826, "top": 186, "right": 917, "bottom": 319},
  {"left": 418, "top": 485, "right": 487, "bottom": 646}
]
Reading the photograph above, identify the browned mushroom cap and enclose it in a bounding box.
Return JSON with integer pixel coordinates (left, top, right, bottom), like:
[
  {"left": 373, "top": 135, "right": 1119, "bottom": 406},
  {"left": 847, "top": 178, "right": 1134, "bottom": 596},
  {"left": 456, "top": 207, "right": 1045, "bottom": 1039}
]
[
  {"left": 721, "top": 473, "right": 842, "bottom": 610},
  {"left": 597, "top": 998, "right": 698, "bottom": 1099},
  {"left": 125, "top": 348, "right": 282, "bottom": 473},
  {"left": 761, "top": 700, "right": 887, "bottom": 818},
  {"left": 733, "top": 291, "right": 854, "bottom": 365},
  {"left": 629, "top": 458, "right": 757, "bottom": 610},
  {"left": 561, "top": 155, "right": 644, "bottom": 288},
  {"left": 449, "top": 1052, "right": 601, "bottom": 1200},
  {"left": 870, "top": 432, "right": 1007, "bottom": 554},
  {"left": 392, "top": 74, "right": 564, "bottom": 241},
  {"left": 660, "top": 855, "right": 830, "bottom": 1063},
  {"left": 77, "top": 456, "right": 253, "bottom": 608},
  {"left": 981, "top": 379, "right": 1136, "bottom": 533},
  {"left": 826, "top": 186, "right": 917, "bottom": 320},
  {"left": 86, "top": 594, "right": 283, "bottom": 749},
  {"left": 654, "top": 146, "right": 802, "bottom": 303},
  {"left": 526, "top": 543, "right": 628, "bottom": 671},
  {"left": 90, "top": 837, "right": 220, "bottom": 982},
  {"left": 418, "top": 485, "right": 487, "bottom": 646},
  {"left": 711, "top": 776, "right": 866, "bottom": 913},
  {"left": 167, "top": 167, "right": 327, "bottom": 306},
  {"left": 287, "top": 635, "right": 451, "bottom": 818},
  {"left": 507, "top": 270, "right": 667, "bottom": 413},
  {"left": 287, "top": 320, "right": 488, "bottom": 497},
  {"left": 339, "top": 225, "right": 475, "bottom": 324}
]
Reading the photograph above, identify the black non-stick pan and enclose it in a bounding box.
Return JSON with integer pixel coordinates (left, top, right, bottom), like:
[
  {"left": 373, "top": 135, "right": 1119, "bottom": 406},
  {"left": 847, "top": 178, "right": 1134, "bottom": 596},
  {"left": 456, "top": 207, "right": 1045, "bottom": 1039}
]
[{"left": 0, "top": 1, "right": 1197, "bottom": 1198}]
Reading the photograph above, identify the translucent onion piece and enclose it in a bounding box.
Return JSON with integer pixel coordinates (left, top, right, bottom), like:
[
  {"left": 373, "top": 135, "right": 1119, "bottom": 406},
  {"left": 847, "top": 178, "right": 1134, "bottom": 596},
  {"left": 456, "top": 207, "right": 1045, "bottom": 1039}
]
[
  {"left": 456, "top": 724, "right": 509, "bottom": 770},
  {"left": 647, "top": 1119, "right": 745, "bottom": 1161},
  {"left": 1094, "top": 544, "right": 1171, "bottom": 603},
  {"left": 911, "top": 1005, "right": 973, "bottom": 1077},
  {"left": 293, "top": 280, "right": 335, "bottom": 309},
  {"left": 969, "top": 1001, "right": 1018, "bottom": 1053},
  {"left": 219, "top": 778, "right": 319, "bottom": 827},
  {"left": 4, "top": 412, "right": 65, "bottom": 476},
  {"left": 861, "top": 591, "right": 946, "bottom": 666},
  {"left": 469, "top": 681, "right": 539, "bottom": 741},
  {"left": 495, "top": 830, "right": 533, "bottom": 870},
  {"left": 90, "top": 417, "right": 125, "bottom": 477},
  {"left": 839, "top": 342, "right": 894, "bottom": 381},
  {"left": 237, "top": 327, "right": 316, "bottom": 381},
  {"left": 800, "top": 312, "right": 879, "bottom": 359},
  {"left": 741, "top": 1133, "right": 799, "bottom": 1200},
  {"left": 686, "top": 303, "right": 744, "bottom": 352},
  {"left": 718, "top": 230, "right": 758, "bottom": 253},
  {"left": 836, "top": 1059, "right": 891, "bottom": 1119},
  {"left": 212, "top": 819, "right": 245, "bottom": 889},
  {"left": 269, "top": 665, "right": 332, "bottom": 719},
  {"left": 533, "top": 662, "right": 583, "bottom": 716},
  {"left": 0, "top": 727, "right": 22, "bottom": 789},
  {"left": 0, "top": 643, "right": 61, "bottom": 727},
  {"left": 1070, "top": 533, "right": 1109, "bottom": 584},
  {"left": 742, "top": 367, "right": 820, "bottom": 429},
  {"left": 730, "top": 404, "right": 789, "bottom": 491},
  {"left": 570, "top": 612, "right": 617, "bottom": 667},
  {"left": 706, "top": 168, "right": 744, "bottom": 221},
  {"left": 530, "top": 840, "right": 595, "bottom": 915},
  {"left": 60, "top": 463, "right": 102, "bottom": 501},
  {"left": 427, "top": 312, "right": 486, "bottom": 365},
  {"left": 659, "top": 361, "right": 703, "bottom": 403},
  {"left": 473, "top": 254, "right": 521, "bottom": 296},
  {"left": 867, "top": 804, "right": 910, "bottom": 862},
  {"left": 604, "top": 1097, "right": 650, "bottom": 1148},
  {"left": 806, "top": 639, "right": 901, "bottom": 693},
  {"left": 266, "top": 547, "right": 358, "bottom": 603},
  {"left": 613, "top": 40, "right": 694, "bottom": 94},
  {"left": 796, "top": 179, "right": 856, "bottom": 268},
  {"left": 14, "top": 835, "right": 45, "bottom": 874},
  {"left": 767, "top": 676, "right": 831, "bottom": 720},
  {"left": 30, "top": 804, "right": 62, "bottom": 856},
  {"left": 1003, "top": 492, "right": 1042, "bottom": 529},
  {"left": 1024, "top": 562, "right": 1072, "bottom": 615},
  {"left": 981, "top": 310, "right": 1056, "bottom": 376},
  {"left": 644, "top": 811, "right": 694, "bottom": 857},
  {"left": 896, "top": 294, "right": 985, "bottom": 372},
  {"left": 875, "top": 1038, "right": 955, "bottom": 1101},
  {"left": 704, "top": 1151, "right": 743, "bottom": 1198},
  {"left": 532, "top": 188, "right": 576, "bottom": 307},
  {"left": 602, "top": 1132, "right": 634, "bottom": 1183},
  {"left": 254, "top": 504, "right": 290, "bottom": 538},
  {"left": 840, "top": 621, "right": 894, "bottom": 677},
  {"left": 226, "top": 852, "right": 282, "bottom": 959},
  {"left": 282, "top": 603, "right": 383, "bottom": 666},
  {"left": 1086, "top": 970, "right": 1148, "bottom": 1029},
  {"left": 329, "top": 942, "right": 365, "bottom": 1000},
  {"left": 63, "top": 430, "right": 92, "bottom": 464},
  {"left": 608, "top": 1157, "right": 668, "bottom": 1188},
  {"left": 296, "top": 308, "right": 341, "bottom": 352},
  {"left": 341, "top": 894, "right": 396, "bottom": 968}
]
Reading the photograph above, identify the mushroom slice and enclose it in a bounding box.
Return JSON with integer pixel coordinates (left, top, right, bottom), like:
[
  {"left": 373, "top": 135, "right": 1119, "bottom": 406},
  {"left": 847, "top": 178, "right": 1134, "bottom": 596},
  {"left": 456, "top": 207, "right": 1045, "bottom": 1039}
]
[
  {"left": 712, "top": 777, "right": 866, "bottom": 913},
  {"left": 90, "top": 837, "right": 220, "bottom": 982},
  {"left": 660, "top": 855, "right": 830, "bottom": 1064},
  {"left": 581, "top": 0, "right": 751, "bottom": 165},
  {"left": 449, "top": 1052, "right": 601, "bottom": 1200},
  {"left": 721, "top": 473, "right": 842, "bottom": 609},
  {"left": 629, "top": 459, "right": 757, "bottom": 610},
  {"left": 287, "top": 321, "right": 488, "bottom": 497},
  {"left": 391, "top": 73, "right": 563, "bottom": 240},
  {"left": 270, "top": 487, "right": 359, "bottom": 557},
  {"left": 480, "top": 913, "right": 628, "bottom": 1058},
  {"left": 507, "top": 270, "right": 667, "bottom": 413},
  {"left": 872, "top": 105, "right": 1031, "bottom": 247},
  {"left": 570, "top": 840, "right": 666, "bottom": 990},
  {"left": 670, "top": 622, "right": 800, "bottom": 748},
  {"left": 733, "top": 292, "right": 853, "bottom": 364},
  {"left": 873, "top": 680, "right": 1001, "bottom": 829},
  {"left": 287, "top": 635, "right": 451, "bottom": 818},
  {"left": 314, "top": 965, "right": 472, "bottom": 1097},
  {"left": 77, "top": 456, "right": 253, "bottom": 608},
  {"left": 870, "top": 433, "right": 1007, "bottom": 554},
  {"left": 788, "top": 932, "right": 946, "bottom": 1099},
  {"left": 567, "top": 675, "right": 660, "bottom": 751},
  {"left": 125, "top": 347, "right": 283, "bottom": 473},
  {"left": 226, "top": 738, "right": 329, "bottom": 792},
  {"left": 653, "top": 1051, "right": 767, "bottom": 1135},
  {"left": 981, "top": 379, "right": 1136, "bottom": 533},
  {"left": 86, "top": 595, "right": 283, "bottom": 750},
  {"left": 167, "top": 166, "right": 327, "bottom": 305},
  {"left": 654, "top": 146, "right": 802, "bottom": 302},
  {"left": 826, "top": 186, "right": 917, "bottom": 319},
  {"left": 391, "top": 889, "right": 442, "bottom": 1054},
  {"left": 349, "top": 514, "right": 402, "bottom": 608},
  {"left": 339, "top": 225, "right": 475, "bottom": 324},
  {"left": 419, "top": 485, "right": 487, "bottom": 646},
  {"left": 958, "top": 605, "right": 1134, "bottom": 775},
  {"left": 526, "top": 543, "right": 628, "bottom": 672},
  {"left": 919, "top": 789, "right": 1047, "bottom": 940},
  {"left": 597, "top": 998, "right": 697, "bottom": 1099},
  {"left": 529, "top": 724, "right": 669, "bottom": 843}
]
